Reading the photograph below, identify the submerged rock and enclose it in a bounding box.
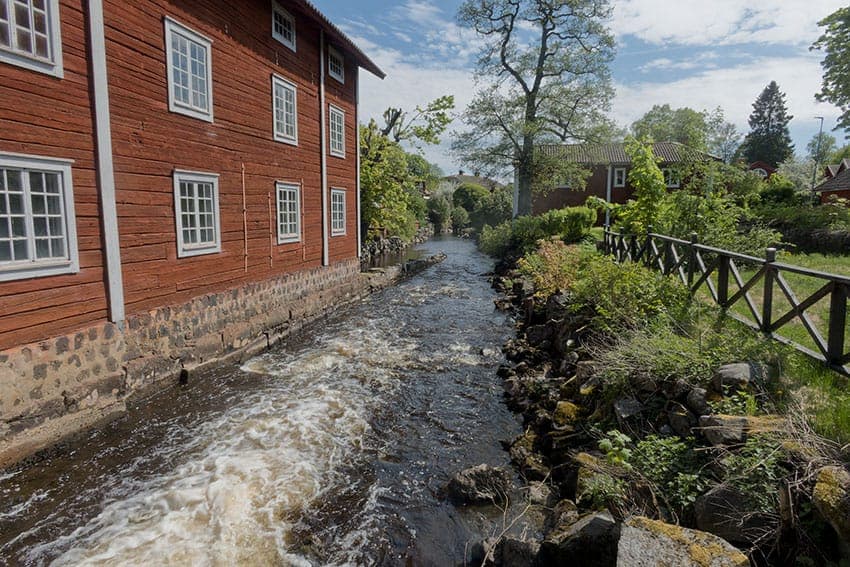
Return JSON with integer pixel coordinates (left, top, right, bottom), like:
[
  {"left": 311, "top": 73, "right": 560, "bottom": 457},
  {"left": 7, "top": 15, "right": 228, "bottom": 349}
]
[
  {"left": 447, "top": 464, "right": 512, "bottom": 505},
  {"left": 617, "top": 516, "right": 749, "bottom": 567}
]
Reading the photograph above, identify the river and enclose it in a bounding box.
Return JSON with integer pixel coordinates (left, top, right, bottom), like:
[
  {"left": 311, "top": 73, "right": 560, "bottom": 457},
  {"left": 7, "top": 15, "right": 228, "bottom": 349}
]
[{"left": 0, "top": 237, "right": 523, "bottom": 566}]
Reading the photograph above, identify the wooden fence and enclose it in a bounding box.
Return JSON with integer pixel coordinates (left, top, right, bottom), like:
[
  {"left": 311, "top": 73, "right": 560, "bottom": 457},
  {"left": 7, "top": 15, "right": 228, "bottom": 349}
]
[{"left": 603, "top": 228, "right": 850, "bottom": 376}]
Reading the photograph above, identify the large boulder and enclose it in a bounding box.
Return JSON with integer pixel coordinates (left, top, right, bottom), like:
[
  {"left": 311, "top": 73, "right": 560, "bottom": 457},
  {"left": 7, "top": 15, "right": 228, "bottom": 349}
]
[
  {"left": 698, "top": 415, "right": 747, "bottom": 446},
  {"left": 493, "top": 536, "right": 541, "bottom": 566},
  {"left": 711, "top": 362, "right": 767, "bottom": 394},
  {"left": 812, "top": 465, "right": 850, "bottom": 552},
  {"left": 447, "top": 464, "right": 512, "bottom": 505},
  {"left": 617, "top": 516, "right": 750, "bottom": 566},
  {"left": 694, "top": 485, "right": 775, "bottom": 545},
  {"left": 537, "top": 512, "right": 620, "bottom": 567}
]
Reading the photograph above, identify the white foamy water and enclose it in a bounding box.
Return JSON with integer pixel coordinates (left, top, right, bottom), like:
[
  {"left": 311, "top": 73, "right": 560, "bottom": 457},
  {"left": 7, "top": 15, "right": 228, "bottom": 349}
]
[{"left": 32, "top": 326, "right": 419, "bottom": 567}]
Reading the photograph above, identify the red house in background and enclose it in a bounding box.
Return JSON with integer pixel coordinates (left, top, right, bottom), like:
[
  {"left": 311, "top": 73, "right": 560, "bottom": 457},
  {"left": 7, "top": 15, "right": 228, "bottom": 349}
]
[
  {"left": 814, "top": 159, "right": 850, "bottom": 204},
  {"left": 0, "top": 0, "right": 384, "bottom": 466}
]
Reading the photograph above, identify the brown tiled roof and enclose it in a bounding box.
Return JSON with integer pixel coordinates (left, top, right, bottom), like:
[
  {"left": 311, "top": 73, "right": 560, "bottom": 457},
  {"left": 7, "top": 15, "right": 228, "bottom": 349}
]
[
  {"left": 538, "top": 141, "right": 717, "bottom": 165},
  {"left": 826, "top": 164, "right": 840, "bottom": 178},
  {"left": 292, "top": 0, "right": 385, "bottom": 78},
  {"left": 815, "top": 167, "right": 850, "bottom": 193}
]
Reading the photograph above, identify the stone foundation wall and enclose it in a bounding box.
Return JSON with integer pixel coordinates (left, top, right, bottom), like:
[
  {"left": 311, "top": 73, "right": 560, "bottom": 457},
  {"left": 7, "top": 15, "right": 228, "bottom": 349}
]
[{"left": 0, "top": 258, "right": 385, "bottom": 468}]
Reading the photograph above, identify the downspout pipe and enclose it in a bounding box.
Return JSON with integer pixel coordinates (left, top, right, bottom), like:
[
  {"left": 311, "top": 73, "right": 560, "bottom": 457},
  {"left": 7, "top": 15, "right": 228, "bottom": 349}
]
[
  {"left": 87, "top": 0, "right": 125, "bottom": 323},
  {"left": 355, "top": 67, "right": 361, "bottom": 258},
  {"left": 319, "top": 30, "right": 329, "bottom": 267}
]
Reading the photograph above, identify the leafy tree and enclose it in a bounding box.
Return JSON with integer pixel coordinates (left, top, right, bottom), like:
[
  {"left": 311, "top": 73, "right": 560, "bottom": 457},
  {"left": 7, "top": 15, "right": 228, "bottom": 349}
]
[
  {"left": 617, "top": 137, "right": 667, "bottom": 234},
  {"left": 427, "top": 195, "right": 453, "bottom": 233},
  {"left": 381, "top": 96, "right": 455, "bottom": 146},
  {"left": 812, "top": 7, "right": 850, "bottom": 137},
  {"left": 631, "top": 104, "right": 709, "bottom": 149},
  {"left": 807, "top": 131, "right": 837, "bottom": 164},
  {"left": 739, "top": 81, "right": 794, "bottom": 167},
  {"left": 777, "top": 156, "right": 823, "bottom": 193},
  {"left": 451, "top": 206, "right": 470, "bottom": 233},
  {"left": 829, "top": 145, "right": 850, "bottom": 163},
  {"left": 452, "top": 182, "right": 490, "bottom": 212},
  {"left": 453, "top": 0, "right": 615, "bottom": 216},
  {"left": 470, "top": 186, "right": 513, "bottom": 231},
  {"left": 705, "top": 106, "right": 741, "bottom": 163}
]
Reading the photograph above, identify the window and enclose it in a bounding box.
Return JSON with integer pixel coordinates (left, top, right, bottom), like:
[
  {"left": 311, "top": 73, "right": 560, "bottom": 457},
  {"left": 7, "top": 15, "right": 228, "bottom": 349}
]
[
  {"left": 329, "top": 105, "right": 345, "bottom": 158},
  {"left": 0, "top": 153, "right": 78, "bottom": 282},
  {"left": 327, "top": 44, "right": 343, "bottom": 83},
  {"left": 276, "top": 182, "right": 300, "bottom": 243},
  {"left": 0, "top": 0, "right": 63, "bottom": 77},
  {"left": 330, "top": 188, "right": 345, "bottom": 236},
  {"left": 271, "top": 1, "right": 295, "bottom": 51},
  {"left": 164, "top": 17, "right": 213, "bottom": 122},
  {"left": 272, "top": 74, "right": 297, "bottom": 145},
  {"left": 613, "top": 167, "right": 626, "bottom": 188},
  {"left": 662, "top": 168, "right": 680, "bottom": 188},
  {"left": 173, "top": 170, "right": 220, "bottom": 257}
]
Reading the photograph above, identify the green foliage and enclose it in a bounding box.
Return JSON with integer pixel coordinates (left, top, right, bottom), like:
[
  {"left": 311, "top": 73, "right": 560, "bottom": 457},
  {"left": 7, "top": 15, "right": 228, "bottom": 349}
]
[
  {"left": 633, "top": 436, "right": 709, "bottom": 511},
  {"left": 709, "top": 390, "right": 759, "bottom": 416},
  {"left": 812, "top": 7, "right": 850, "bottom": 137},
  {"left": 427, "top": 195, "right": 453, "bottom": 234},
  {"left": 808, "top": 131, "right": 838, "bottom": 163},
  {"left": 517, "top": 240, "right": 585, "bottom": 297},
  {"left": 450, "top": 206, "right": 470, "bottom": 233},
  {"left": 452, "top": 183, "right": 490, "bottom": 212},
  {"left": 740, "top": 81, "right": 794, "bottom": 167},
  {"left": 617, "top": 137, "right": 667, "bottom": 235},
  {"left": 758, "top": 173, "right": 797, "bottom": 205},
  {"left": 571, "top": 253, "right": 691, "bottom": 332},
  {"left": 599, "top": 430, "right": 633, "bottom": 469},
  {"left": 469, "top": 186, "right": 513, "bottom": 231},
  {"left": 722, "top": 436, "right": 784, "bottom": 512},
  {"left": 631, "top": 104, "right": 710, "bottom": 150},
  {"left": 579, "top": 474, "right": 627, "bottom": 511},
  {"left": 477, "top": 206, "right": 596, "bottom": 257},
  {"left": 381, "top": 95, "right": 455, "bottom": 146}
]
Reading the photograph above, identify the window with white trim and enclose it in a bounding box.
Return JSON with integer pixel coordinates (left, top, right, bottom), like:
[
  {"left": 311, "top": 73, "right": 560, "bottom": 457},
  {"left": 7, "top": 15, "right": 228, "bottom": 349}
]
[
  {"left": 0, "top": 153, "right": 78, "bottom": 282},
  {"left": 276, "top": 181, "right": 300, "bottom": 243},
  {"left": 271, "top": 1, "right": 295, "bottom": 51},
  {"left": 173, "top": 170, "right": 221, "bottom": 257},
  {"left": 327, "top": 44, "right": 343, "bottom": 83},
  {"left": 613, "top": 167, "right": 626, "bottom": 188},
  {"left": 272, "top": 74, "right": 297, "bottom": 145},
  {"left": 329, "top": 105, "right": 345, "bottom": 158},
  {"left": 0, "top": 0, "right": 63, "bottom": 77},
  {"left": 662, "top": 168, "right": 680, "bottom": 188},
  {"left": 165, "top": 17, "right": 213, "bottom": 122},
  {"left": 330, "top": 188, "right": 345, "bottom": 236}
]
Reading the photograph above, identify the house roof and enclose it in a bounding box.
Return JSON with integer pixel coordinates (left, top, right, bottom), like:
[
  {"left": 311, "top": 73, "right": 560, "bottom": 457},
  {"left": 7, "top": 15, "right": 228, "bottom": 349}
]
[
  {"left": 824, "top": 158, "right": 850, "bottom": 180},
  {"left": 292, "top": 0, "right": 385, "bottom": 79},
  {"left": 814, "top": 167, "right": 850, "bottom": 193},
  {"left": 538, "top": 141, "right": 717, "bottom": 165}
]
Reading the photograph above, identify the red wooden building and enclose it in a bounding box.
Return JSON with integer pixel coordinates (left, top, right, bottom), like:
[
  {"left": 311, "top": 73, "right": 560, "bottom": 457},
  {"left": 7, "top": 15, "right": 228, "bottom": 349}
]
[{"left": 0, "top": 0, "right": 384, "bottom": 465}]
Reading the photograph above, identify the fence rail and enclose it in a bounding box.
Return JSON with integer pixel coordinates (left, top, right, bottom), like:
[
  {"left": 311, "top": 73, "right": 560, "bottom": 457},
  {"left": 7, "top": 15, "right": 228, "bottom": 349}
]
[{"left": 603, "top": 227, "right": 850, "bottom": 376}]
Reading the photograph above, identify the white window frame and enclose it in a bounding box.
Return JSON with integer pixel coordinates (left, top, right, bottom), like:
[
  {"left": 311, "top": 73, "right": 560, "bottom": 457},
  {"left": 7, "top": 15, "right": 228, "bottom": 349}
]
[
  {"left": 275, "top": 181, "right": 301, "bottom": 244},
  {"left": 0, "top": 152, "right": 78, "bottom": 282},
  {"left": 662, "top": 168, "right": 680, "bottom": 188},
  {"left": 613, "top": 167, "right": 626, "bottom": 188},
  {"left": 271, "top": 0, "right": 295, "bottom": 52},
  {"left": 330, "top": 188, "right": 346, "bottom": 236},
  {"left": 272, "top": 74, "right": 298, "bottom": 145},
  {"left": 164, "top": 17, "right": 214, "bottom": 123},
  {"left": 173, "top": 169, "right": 221, "bottom": 258},
  {"left": 0, "top": 0, "right": 63, "bottom": 77},
  {"left": 329, "top": 104, "right": 345, "bottom": 158},
  {"left": 327, "top": 44, "right": 344, "bottom": 83}
]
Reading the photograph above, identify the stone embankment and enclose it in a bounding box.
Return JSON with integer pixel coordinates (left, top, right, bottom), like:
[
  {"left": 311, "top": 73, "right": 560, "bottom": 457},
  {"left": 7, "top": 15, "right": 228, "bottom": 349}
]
[
  {"left": 360, "top": 225, "right": 434, "bottom": 265},
  {"left": 449, "top": 261, "right": 850, "bottom": 566},
  {"left": 0, "top": 253, "right": 446, "bottom": 470}
]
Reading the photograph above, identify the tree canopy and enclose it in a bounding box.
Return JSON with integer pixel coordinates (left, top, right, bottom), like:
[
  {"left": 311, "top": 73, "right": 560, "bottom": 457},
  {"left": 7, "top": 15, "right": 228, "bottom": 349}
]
[
  {"left": 452, "top": 0, "right": 616, "bottom": 216},
  {"left": 739, "top": 81, "right": 794, "bottom": 168},
  {"left": 630, "top": 105, "right": 740, "bottom": 162},
  {"left": 812, "top": 7, "right": 850, "bottom": 137},
  {"left": 807, "top": 131, "right": 837, "bottom": 165}
]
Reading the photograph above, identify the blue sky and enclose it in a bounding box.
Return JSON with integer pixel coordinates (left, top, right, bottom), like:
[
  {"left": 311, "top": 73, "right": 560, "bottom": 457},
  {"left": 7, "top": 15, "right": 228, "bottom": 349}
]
[{"left": 312, "top": 0, "right": 846, "bottom": 175}]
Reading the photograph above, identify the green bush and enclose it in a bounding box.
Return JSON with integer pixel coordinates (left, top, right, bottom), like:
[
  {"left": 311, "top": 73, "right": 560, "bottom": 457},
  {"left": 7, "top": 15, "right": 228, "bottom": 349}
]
[
  {"left": 517, "top": 240, "right": 586, "bottom": 297},
  {"left": 633, "top": 435, "right": 708, "bottom": 512},
  {"left": 450, "top": 206, "right": 469, "bottom": 233},
  {"left": 478, "top": 222, "right": 513, "bottom": 257},
  {"left": 538, "top": 207, "right": 597, "bottom": 243},
  {"left": 427, "top": 195, "right": 452, "bottom": 233},
  {"left": 477, "top": 206, "right": 596, "bottom": 258},
  {"left": 469, "top": 186, "right": 512, "bottom": 231},
  {"left": 452, "top": 182, "right": 490, "bottom": 212}
]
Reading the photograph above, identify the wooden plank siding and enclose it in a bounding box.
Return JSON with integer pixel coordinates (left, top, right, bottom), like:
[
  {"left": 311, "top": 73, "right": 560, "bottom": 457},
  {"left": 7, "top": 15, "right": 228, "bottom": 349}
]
[
  {"left": 0, "top": 0, "right": 362, "bottom": 349},
  {"left": 103, "top": 0, "right": 358, "bottom": 316},
  {"left": 0, "top": 0, "right": 108, "bottom": 349}
]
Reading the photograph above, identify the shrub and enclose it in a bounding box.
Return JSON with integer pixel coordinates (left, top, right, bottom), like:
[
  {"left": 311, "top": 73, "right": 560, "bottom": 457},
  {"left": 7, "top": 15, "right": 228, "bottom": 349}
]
[
  {"left": 427, "top": 195, "right": 452, "bottom": 233},
  {"left": 538, "top": 207, "right": 597, "bottom": 243},
  {"left": 477, "top": 206, "right": 596, "bottom": 258},
  {"left": 632, "top": 435, "right": 708, "bottom": 512},
  {"left": 469, "top": 186, "right": 512, "bottom": 231},
  {"left": 452, "top": 182, "right": 490, "bottom": 212},
  {"left": 722, "top": 436, "right": 785, "bottom": 512},
  {"left": 478, "top": 222, "right": 513, "bottom": 257},
  {"left": 517, "top": 241, "right": 585, "bottom": 297},
  {"left": 571, "top": 253, "right": 691, "bottom": 332},
  {"left": 450, "top": 206, "right": 469, "bottom": 233}
]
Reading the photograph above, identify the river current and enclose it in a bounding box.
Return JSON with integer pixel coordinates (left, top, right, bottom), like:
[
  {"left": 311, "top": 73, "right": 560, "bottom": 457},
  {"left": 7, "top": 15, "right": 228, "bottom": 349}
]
[{"left": 0, "top": 237, "right": 523, "bottom": 566}]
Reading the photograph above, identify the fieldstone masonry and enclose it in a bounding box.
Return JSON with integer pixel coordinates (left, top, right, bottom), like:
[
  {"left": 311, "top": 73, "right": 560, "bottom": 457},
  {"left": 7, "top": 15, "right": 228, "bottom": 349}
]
[{"left": 0, "top": 258, "right": 407, "bottom": 468}]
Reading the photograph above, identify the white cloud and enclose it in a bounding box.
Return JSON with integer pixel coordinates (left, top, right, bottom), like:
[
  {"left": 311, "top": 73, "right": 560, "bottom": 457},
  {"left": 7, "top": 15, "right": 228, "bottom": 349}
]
[
  {"left": 614, "top": 54, "right": 842, "bottom": 151},
  {"left": 613, "top": 0, "right": 845, "bottom": 46},
  {"left": 639, "top": 52, "right": 719, "bottom": 72}
]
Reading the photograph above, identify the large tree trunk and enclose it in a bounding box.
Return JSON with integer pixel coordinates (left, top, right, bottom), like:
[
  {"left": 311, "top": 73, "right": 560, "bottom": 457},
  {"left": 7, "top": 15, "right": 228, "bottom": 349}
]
[{"left": 516, "top": 133, "right": 535, "bottom": 216}]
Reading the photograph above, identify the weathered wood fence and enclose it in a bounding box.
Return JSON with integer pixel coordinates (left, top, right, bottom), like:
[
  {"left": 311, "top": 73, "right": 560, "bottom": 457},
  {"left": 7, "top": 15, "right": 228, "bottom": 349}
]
[{"left": 603, "top": 227, "right": 850, "bottom": 376}]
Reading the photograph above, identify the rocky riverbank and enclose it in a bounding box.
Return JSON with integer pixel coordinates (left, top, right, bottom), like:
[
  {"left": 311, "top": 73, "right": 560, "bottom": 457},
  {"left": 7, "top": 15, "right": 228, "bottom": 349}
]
[
  {"left": 360, "top": 225, "right": 434, "bottom": 266},
  {"left": 447, "top": 251, "right": 850, "bottom": 566}
]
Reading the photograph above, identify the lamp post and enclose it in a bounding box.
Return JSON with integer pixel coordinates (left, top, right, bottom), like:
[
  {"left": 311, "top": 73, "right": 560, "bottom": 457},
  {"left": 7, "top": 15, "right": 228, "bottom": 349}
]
[{"left": 812, "top": 116, "right": 825, "bottom": 191}]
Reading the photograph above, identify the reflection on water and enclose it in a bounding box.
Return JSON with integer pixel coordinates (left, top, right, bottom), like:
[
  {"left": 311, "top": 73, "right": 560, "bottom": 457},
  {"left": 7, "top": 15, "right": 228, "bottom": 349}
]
[{"left": 0, "top": 237, "right": 521, "bottom": 566}]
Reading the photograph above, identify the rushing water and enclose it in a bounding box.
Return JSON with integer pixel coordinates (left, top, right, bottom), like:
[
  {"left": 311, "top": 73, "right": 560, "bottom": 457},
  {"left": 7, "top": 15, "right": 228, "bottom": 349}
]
[{"left": 0, "top": 237, "right": 523, "bottom": 566}]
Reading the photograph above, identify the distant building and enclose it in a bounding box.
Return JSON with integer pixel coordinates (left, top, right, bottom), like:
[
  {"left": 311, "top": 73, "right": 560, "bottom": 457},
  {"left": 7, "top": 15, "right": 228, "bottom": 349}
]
[
  {"left": 532, "top": 142, "right": 717, "bottom": 217},
  {"left": 814, "top": 159, "right": 850, "bottom": 204},
  {"left": 747, "top": 161, "right": 776, "bottom": 180}
]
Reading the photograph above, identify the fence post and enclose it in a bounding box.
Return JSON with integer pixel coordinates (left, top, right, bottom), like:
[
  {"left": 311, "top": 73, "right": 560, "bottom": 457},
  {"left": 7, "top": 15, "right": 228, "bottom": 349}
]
[
  {"left": 663, "top": 240, "right": 673, "bottom": 275},
  {"left": 762, "top": 248, "right": 776, "bottom": 333},
  {"left": 687, "top": 232, "right": 698, "bottom": 288},
  {"left": 644, "top": 225, "right": 654, "bottom": 268},
  {"left": 717, "top": 254, "right": 730, "bottom": 308},
  {"left": 827, "top": 282, "right": 847, "bottom": 368},
  {"left": 629, "top": 233, "right": 637, "bottom": 263}
]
